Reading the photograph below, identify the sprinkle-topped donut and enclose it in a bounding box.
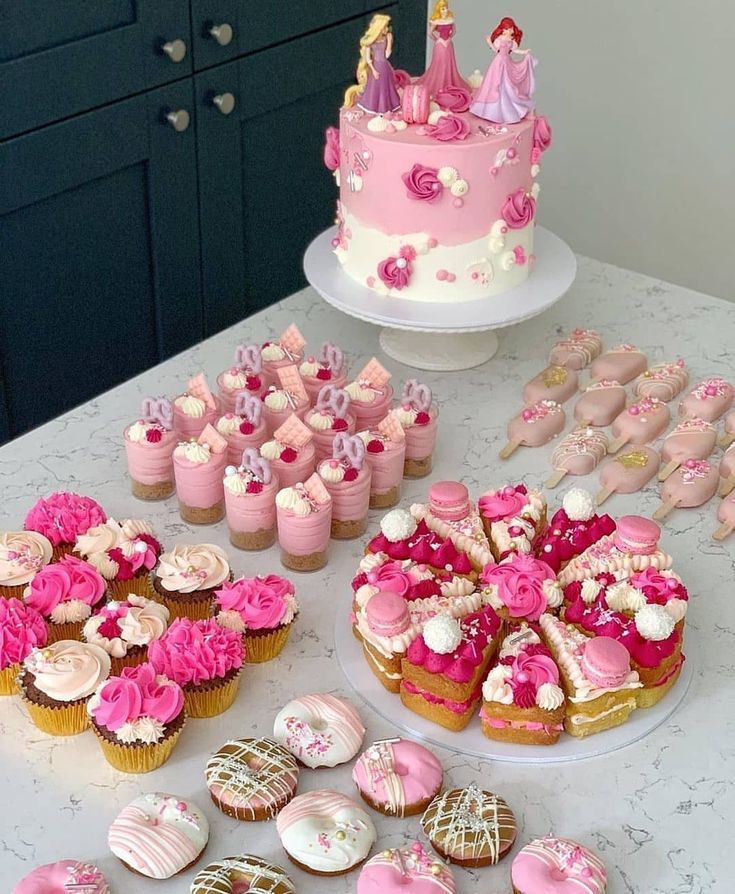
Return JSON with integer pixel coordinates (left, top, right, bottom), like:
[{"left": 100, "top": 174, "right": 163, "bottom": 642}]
[
  {"left": 206, "top": 738, "right": 299, "bottom": 821},
  {"left": 276, "top": 789, "right": 377, "bottom": 875},
  {"left": 273, "top": 693, "right": 365, "bottom": 768},
  {"left": 357, "top": 842, "right": 455, "bottom": 894},
  {"left": 421, "top": 784, "right": 517, "bottom": 867},
  {"left": 352, "top": 737, "right": 443, "bottom": 817},
  {"left": 11, "top": 860, "right": 109, "bottom": 894},
  {"left": 511, "top": 837, "right": 607, "bottom": 894},
  {"left": 190, "top": 854, "right": 295, "bottom": 894}
]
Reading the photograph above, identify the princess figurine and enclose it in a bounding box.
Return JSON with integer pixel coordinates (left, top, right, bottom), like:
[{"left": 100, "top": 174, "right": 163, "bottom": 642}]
[
  {"left": 418, "top": 1, "right": 468, "bottom": 96},
  {"left": 470, "top": 17, "right": 537, "bottom": 124},
  {"left": 343, "top": 14, "right": 401, "bottom": 115}
]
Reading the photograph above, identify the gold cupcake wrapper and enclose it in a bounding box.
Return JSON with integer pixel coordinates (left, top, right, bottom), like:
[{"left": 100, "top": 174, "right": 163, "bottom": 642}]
[
  {"left": 23, "top": 695, "right": 90, "bottom": 736},
  {"left": 91, "top": 720, "right": 184, "bottom": 773},
  {"left": 244, "top": 624, "right": 293, "bottom": 664},
  {"left": 110, "top": 650, "right": 146, "bottom": 677},
  {"left": 184, "top": 671, "right": 241, "bottom": 718},
  {"left": 0, "top": 584, "right": 26, "bottom": 600},
  {"left": 107, "top": 573, "right": 155, "bottom": 601},
  {"left": 46, "top": 620, "right": 85, "bottom": 644},
  {"left": 51, "top": 543, "right": 75, "bottom": 562},
  {"left": 157, "top": 592, "right": 213, "bottom": 622},
  {"left": 0, "top": 663, "right": 20, "bottom": 696}
]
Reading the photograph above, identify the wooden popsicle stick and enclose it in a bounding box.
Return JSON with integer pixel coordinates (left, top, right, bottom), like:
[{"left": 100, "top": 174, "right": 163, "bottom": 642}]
[
  {"left": 545, "top": 468, "right": 568, "bottom": 488},
  {"left": 653, "top": 499, "right": 677, "bottom": 521},
  {"left": 717, "top": 432, "right": 735, "bottom": 449},
  {"left": 718, "top": 474, "right": 735, "bottom": 497},
  {"left": 499, "top": 439, "right": 521, "bottom": 460},
  {"left": 579, "top": 378, "right": 596, "bottom": 393},
  {"left": 594, "top": 486, "right": 614, "bottom": 506},
  {"left": 713, "top": 522, "right": 734, "bottom": 541},
  {"left": 658, "top": 460, "right": 680, "bottom": 481},
  {"left": 607, "top": 435, "right": 629, "bottom": 454}
]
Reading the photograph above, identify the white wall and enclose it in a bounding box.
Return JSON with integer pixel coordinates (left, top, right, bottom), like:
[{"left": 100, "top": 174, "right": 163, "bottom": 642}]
[{"left": 429, "top": 1, "right": 732, "bottom": 299}]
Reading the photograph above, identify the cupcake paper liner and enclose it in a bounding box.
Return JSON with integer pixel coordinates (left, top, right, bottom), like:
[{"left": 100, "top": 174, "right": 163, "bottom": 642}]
[
  {"left": 0, "top": 584, "right": 26, "bottom": 600},
  {"left": 22, "top": 694, "right": 91, "bottom": 736},
  {"left": 107, "top": 572, "right": 155, "bottom": 601},
  {"left": 244, "top": 624, "right": 293, "bottom": 664},
  {"left": 110, "top": 650, "right": 147, "bottom": 677},
  {"left": 0, "top": 663, "right": 20, "bottom": 696},
  {"left": 157, "top": 592, "right": 214, "bottom": 623},
  {"left": 46, "top": 619, "right": 85, "bottom": 644},
  {"left": 91, "top": 718, "right": 185, "bottom": 773},
  {"left": 51, "top": 542, "right": 75, "bottom": 562},
  {"left": 184, "top": 671, "right": 241, "bottom": 718}
]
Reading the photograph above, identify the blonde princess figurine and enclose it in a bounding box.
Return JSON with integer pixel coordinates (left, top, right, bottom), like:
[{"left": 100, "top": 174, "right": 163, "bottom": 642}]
[
  {"left": 418, "top": 0, "right": 469, "bottom": 97},
  {"left": 343, "top": 14, "right": 401, "bottom": 115}
]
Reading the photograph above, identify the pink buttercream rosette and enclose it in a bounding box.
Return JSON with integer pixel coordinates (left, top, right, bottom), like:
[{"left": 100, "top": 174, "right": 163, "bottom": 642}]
[
  {"left": 25, "top": 492, "right": 106, "bottom": 557},
  {"left": 481, "top": 554, "right": 555, "bottom": 621},
  {"left": 0, "top": 598, "right": 48, "bottom": 694},
  {"left": 215, "top": 575, "right": 298, "bottom": 663},
  {"left": 24, "top": 555, "right": 107, "bottom": 642}
]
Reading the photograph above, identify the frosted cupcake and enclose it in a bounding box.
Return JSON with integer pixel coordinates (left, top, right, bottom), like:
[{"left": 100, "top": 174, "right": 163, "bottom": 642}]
[
  {"left": 0, "top": 598, "right": 47, "bottom": 695},
  {"left": 25, "top": 492, "right": 106, "bottom": 560},
  {"left": 395, "top": 379, "right": 440, "bottom": 478},
  {"left": 262, "top": 365, "right": 310, "bottom": 433},
  {"left": 149, "top": 617, "right": 244, "bottom": 718},
  {"left": 19, "top": 640, "right": 111, "bottom": 736},
  {"left": 224, "top": 450, "right": 280, "bottom": 551},
  {"left": 307, "top": 385, "right": 357, "bottom": 462},
  {"left": 172, "top": 373, "right": 220, "bottom": 440},
  {"left": 299, "top": 341, "right": 348, "bottom": 404},
  {"left": 0, "top": 531, "right": 53, "bottom": 599},
  {"left": 82, "top": 595, "right": 170, "bottom": 675},
  {"left": 217, "top": 343, "right": 272, "bottom": 413},
  {"left": 345, "top": 358, "right": 394, "bottom": 430},
  {"left": 276, "top": 473, "right": 333, "bottom": 572},
  {"left": 261, "top": 323, "right": 306, "bottom": 377},
  {"left": 318, "top": 434, "right": 372, "bottom": 540},
  {"left": 74, "top": 518, "right": 161, "bottom": 599},
  {"left": 24, "top": 555, "right": 108, "bottom": 642},
  {"left": 151, "top": 543, "right": 231, "bottom": 621},
  {"left": 359, "top": 411, "right": 407, "bottom": 509},
  {"left": 173, "top": 424, "right": 228, "bottom": 524},
  {"left": 87, "top": 662, "right": 185, "bottom": 773},
  {"left": 216, "top": 392, "right": 269, "bottom": 467},
  {"left": 260, "top": 413, "right": 316, "bottom": 489},
  {"left": 123, "top": 397, "right": 177, "bottom": 500},
  {"left": 215, "top": 574, "right": 299, "bottom": 663}
]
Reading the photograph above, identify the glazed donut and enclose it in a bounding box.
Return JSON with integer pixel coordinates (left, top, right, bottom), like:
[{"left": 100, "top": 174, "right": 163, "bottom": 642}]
[
  {"left": 276, "top": 789, "right": 377, "bottom": 875},
  {"left": 12, "top": 860, "right": 109, "bottom": 894},
  {"left": 273, "top": 693, "right": 365, "bottom": 768},
  {"left": 190, "top": 854, "right": 295, "bottom": 894},
  {"left": 357, "top": 842, "right": 455, "bottom": 894},
  {"left": 511, "top": 837, "right": 607, "bottom": 894},
  {"left": 206, "top": 737, "right": 299, "bottom": 821},
  {"left": 352, "top": 737, "right": 443, "bottom": 817}
]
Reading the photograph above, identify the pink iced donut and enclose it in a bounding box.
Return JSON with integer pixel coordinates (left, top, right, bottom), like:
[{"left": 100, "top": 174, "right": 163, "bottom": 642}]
[
  {"left": 352, "top": 738, "right": 443, "bottom": 816},
  {"left": 357, "top": 842, "right": 455, "bottom": 893},
  {"left": 511, "top": 837, "right": 607, "bottom": 894},
  {"left": 12, "top": 860, "right": 110, "bottom": 894}
]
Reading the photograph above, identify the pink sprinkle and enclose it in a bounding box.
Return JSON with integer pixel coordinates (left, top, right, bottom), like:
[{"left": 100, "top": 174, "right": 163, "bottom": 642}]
[
  {"left": 628, "top": 405, "right": 640, "bottom": 416},
  {"left": 453, "top": 197, "right": 464, "bottom": 208},
  {"left": 366, "top": 276, "right": 375, "bottom": 288},
  {"left": 436, "top": 269, "right": 448, "bottom": 281},
  {"left": 490, "top": 166, "right": 499, "bottom": 176},
  {"left": 446, "top": 273, "right": 456, "bottom": 283},
  {"left": 706, "top": 385, "right": 718, "bottom": 396},
  {"left": 471, "top": 272, "right": 479, "bottom": 280},
  {"left": 685, "top": 459, "right": 696, "bottom": 468},
  {"left": 522, "top": 409, "right": 533, "bottom": 421},
  {"left": 507, "top": 147, "right": 517, "bottom": 159},
  {"left": 177, "top": 801, "right": 187, "bottom": 811},
  {"left": 329, "top": 459, "right": 339, "bottom": 468},
  {"left": 427, "top": 237, "right": 438, "bottom": 249}
]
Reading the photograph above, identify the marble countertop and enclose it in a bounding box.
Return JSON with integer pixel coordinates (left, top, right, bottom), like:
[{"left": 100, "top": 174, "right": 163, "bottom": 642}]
[{"left": 2, "top": 256, "right": 733, "bottom": 893}]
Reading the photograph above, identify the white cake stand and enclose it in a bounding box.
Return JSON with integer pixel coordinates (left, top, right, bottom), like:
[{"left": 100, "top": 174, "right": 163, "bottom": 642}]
[{"left": 303, "top": 225, "right": 577, "bottom": 371}]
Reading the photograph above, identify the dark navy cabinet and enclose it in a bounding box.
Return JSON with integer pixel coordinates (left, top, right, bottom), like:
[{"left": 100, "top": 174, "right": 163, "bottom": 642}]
[{"left": 0, "top": 0, "right": 426, "bottom": 441}]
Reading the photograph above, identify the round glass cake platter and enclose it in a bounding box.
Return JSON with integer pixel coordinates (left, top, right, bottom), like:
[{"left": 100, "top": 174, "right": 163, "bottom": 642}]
[
  {"left": 335, "top": 594, "right": 693, "bottom": 764},
  {"left": 303, "top": 226, "right": 577, "bottom": 371}
]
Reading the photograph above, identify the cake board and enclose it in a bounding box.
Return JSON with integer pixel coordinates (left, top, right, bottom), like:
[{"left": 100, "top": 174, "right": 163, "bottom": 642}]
[
  {"left": 335, "top": 594, "right": 693, "bottom": 764},
  {"left": 303, "top": 226, "right": 577, "bottom": 371}
]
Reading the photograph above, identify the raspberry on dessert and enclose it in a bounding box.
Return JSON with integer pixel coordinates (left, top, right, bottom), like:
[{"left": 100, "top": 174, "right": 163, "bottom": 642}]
[
  {"left": 246, "top": 480, "right": 263, "bottom": 494},
  {"left": 343, "top": 468, "right": 359, "bottom": 482},
  {"left": 239, "top": 420, "right": 255, "bottom": 435},
  {"left": 245, "top": 375, "right": 261, "bottom": 390},
  {"left": 146, "top": 428, "right": 163, "bottom": 443},
  {"left": 367, "top": 439, "right": 385, "bottom": 453},
  {"left": 316, "top": 368, "right": 332, "bottom": 380},
  {"left": 280, "top": 447, "right": 298, "bottom": 463},
  {"left": 332, "top": 417, "right": 349, "bottom": 432},
  {"left": 415, "top": 411, "right": 431, "bottom": 425}
]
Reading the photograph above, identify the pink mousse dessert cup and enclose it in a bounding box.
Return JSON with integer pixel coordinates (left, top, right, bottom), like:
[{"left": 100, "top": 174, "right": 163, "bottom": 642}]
[
  {"left": 360, "top": 411, "right": 407, "bottom": 510},
  {"left": 260, "top": 322, "right": 306, "bottom": 379},
  {"left": 217, "top": 343, "right": 272, "bottom": 413},
  {"left": 276, "top": 474, "right": 333, "bottom": 572},
  {"left": 173, "top": 425, "right": 228, "bottom": 525},
  {"left": 318, "top": 434, "right": 372, "bottom": 540},
  {"left": 216, "top": 393, "right": 269, "bottom": 467},
  {"left": 224, "top": 450, "right": 280, "bottom": 551},
  {"left": 307, "top": 385, "right": 356, "bottom": 462},
  {"left": 261, "top": 364, "right": 311, "bottom": 434},
  {"left": 123, "top": 397, "right": 177, "bottom": 501},
  {"left": 260, "top": 413, "right": 316, "bottom": 490},
  {"left": 299, "top": 340, "right": 348, "bottom": 405},
  {"left": 395, "top": 379, "right": 439, "bottom": 478},
  {"left": 346, "top": 357, "right": 394, "bottom": 431},
  {"left": 173, "top": 372, "right": 220, "bottom": 440}
]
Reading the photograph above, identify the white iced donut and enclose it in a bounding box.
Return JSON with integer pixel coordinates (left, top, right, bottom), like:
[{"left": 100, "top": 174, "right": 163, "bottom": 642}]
[
  {"left": 272, "top": 693, "right": 365, "bottom": 768},
  {"left": 190, "top": 854, "right": 295, "bottom": 894}
]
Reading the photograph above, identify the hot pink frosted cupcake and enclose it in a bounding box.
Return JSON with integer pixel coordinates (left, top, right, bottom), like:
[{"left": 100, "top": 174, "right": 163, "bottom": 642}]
[
  {"left": 276, "top": 474, "right": 333, "bottom": 572},
  {"left": 123, "top": 397, "right": 177, "bottom": 500},
  {"left": 173, "top": 424, "right": 228, "bottom": 524},
  {"left": 216, "top": 392, "right": 269, "bottom": 467},
  {"left": 299, "top": 341, "right": 348, "bottom": 404},
  {"left": 217, "top": 343, "right": 272, "bottom": 413},
  {"left": 395, "top": 379, "right": 440, "bottom": 478},
  {"left": 0, "top": 531, "right": 53, "bottom": 599},
  {"left": 346, "top": 357, "right": 394, "bottom": 430},
  {"left": 0, "top": 598, "right": 47, "bottom": 695},
  {"left": 172, "top": 373, "right": 220, "bottom": 440},
  {"left": 306, "top": 385, "right": 356, "bottom": 462},
  {"left": 149, "top": 617, "right": 244, "bottom": 718},
  {"left": 262, "top": 365, "right": 310, "bottom": 433},
  {"left": 82, "top": 595, "right": 170, "bottom": 675},
  {"left": 74, "top": 518, "right": 162, "bottom": 599},
  {"left": 261, "top": 323, "right": 306, "bottom": 377},
  {"left": 25, "top": 492, "right": 106, "bottom": 560},
  {"left": 224, "top": 450, "right": 280, "bottom": 551},
  {"left": 215, "top": 574, "right": 299, "bottom": 663},
  {"left": 359, "top": 411, "right": 407, "bottom": 509},
  {"left": 151, "top": 543, "right": 231, "bottom": 621},
  {"left": 260, "top": 413, "right": 316, "bottom": 489},
  {"left": 24, "top": 555, "right": 108, "bottom": 642},
  {"left": 318, "top": 434, "right": 372, "bottom": 540}
]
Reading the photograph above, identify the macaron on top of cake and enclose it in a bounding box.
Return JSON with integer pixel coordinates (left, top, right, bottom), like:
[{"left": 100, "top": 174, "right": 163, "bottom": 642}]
[
  {"left": 429, "top": 481, "right": 471, "bottom": 521},
  {"left": 613, "top": 515, "right": 661, "bottom": 555},
  {"left": 580, "top": 636, "right": 632, "bottom": 688},
  {"left": 366, "top": 592, "right": 410, "bottom": 637}
]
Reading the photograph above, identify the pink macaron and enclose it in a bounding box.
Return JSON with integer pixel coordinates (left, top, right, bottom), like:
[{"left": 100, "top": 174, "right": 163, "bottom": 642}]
[
  {"left": 613, "top": 515, "right": 661, "bottom": 555},
  {"left": 366, "top": 591, "right": 410, "bottom": 637},
  {"left": 581, "top": 636, "right": 631, "bottom": 688},
  {"left": 429, "top": 481, "right": 471, "bottom": 522}
]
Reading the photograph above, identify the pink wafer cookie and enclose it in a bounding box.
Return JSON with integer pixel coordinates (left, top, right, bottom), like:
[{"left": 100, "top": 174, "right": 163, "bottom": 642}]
[
  {"left": 188, "top": 373, "right": 218, "bottom": 410},
  {"left": 274, "top": 414, "right": 313, "bottom": 449},
  {"left": 277, "top": 365, "right": 309, "bottom": 403}
]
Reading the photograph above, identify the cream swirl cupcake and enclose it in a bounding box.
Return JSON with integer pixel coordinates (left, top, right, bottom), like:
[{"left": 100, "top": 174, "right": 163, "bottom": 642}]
[
  {"left": 83, "top": 594, "right": 170, "bottom": 675},
  {"left": 152, "top": 543, "right": 231, "bottom": 621},
  {"left": 0, "top": 531, "right": 53, "bottom": 599},
  {"left": 74, "top": 518, "right": 162, "bottom": 599}
]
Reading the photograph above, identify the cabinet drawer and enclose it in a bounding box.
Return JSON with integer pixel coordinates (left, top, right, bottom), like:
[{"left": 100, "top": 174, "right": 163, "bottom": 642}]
[{"left": 0, "top": 0, "right": 192, "bottom": 139}]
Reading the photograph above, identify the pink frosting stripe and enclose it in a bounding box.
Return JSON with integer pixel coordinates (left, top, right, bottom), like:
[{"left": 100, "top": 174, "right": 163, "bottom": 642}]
[
  {"left": 108, "top": 804, "right": 200, "bottom": 878},
  {"left": 276, "top": 790, "right": 365, "bottom": 833},
  {"left": 148, "top": 618, "right": 244, "bottom": 686}
]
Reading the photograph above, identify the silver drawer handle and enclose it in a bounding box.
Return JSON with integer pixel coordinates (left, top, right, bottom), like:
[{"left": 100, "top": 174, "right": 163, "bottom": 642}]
[
  {"left": 165, "top": 109, "right": 190, "bottom": 132},
  {"left": 213, "top": 92, "right": 236, "bottom": 115},
  {"left": 161, "top": 39, "right": 187, "bottom": 62},
  {"left": 209, "top": 23, "right": 234, "bottom": 46}
]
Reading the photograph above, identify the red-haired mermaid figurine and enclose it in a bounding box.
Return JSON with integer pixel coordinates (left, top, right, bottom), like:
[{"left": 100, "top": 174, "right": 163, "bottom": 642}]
[{"left": 470, "top": 17, "right": 536, "bottom": 124}]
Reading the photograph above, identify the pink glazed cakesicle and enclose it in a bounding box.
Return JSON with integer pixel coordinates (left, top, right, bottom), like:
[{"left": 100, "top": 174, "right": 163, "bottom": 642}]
[
  {"left": 501, "top": 400, "right": 565, "bottom": 458},
  {"left": 654, "top": 458, "right": 719, "bottom": 521},
  {"left": 634, "top": 359, "right": 688, "bottom": 402},
  {"left": 546, "top": 427, "right": 609, "bottom": 488},
  {"left": 574, "top": 379, "right": 626, "bottom": 427},
  {"left": 679, "top": 377, "right": 734, "bottom": 423},
  {"left": 607, "top": 397, "right": 670, "bottom": 454},
  {"left": 658, "top": 418, "right": 717, "bottom": 482},
  {"left": 548, "top": 328, "right": 603, "bottom": 370},
  {"left": 718, "top": 409, "right": 735, "bottom": 449},
  {"left": 522, "top": 365, "right": 579, "bottom": 405},
  {"left": 595, "top": 446, "right": 660, "bottom": 505},
  {"left": 718, "top": 442, "right": 735, "bottom": 496},
  {"left": 713, "top": 492, "right": 735, "bottom": 540},
  {"left": 588, "top": 344, "right": 648, "bottom": 387}
]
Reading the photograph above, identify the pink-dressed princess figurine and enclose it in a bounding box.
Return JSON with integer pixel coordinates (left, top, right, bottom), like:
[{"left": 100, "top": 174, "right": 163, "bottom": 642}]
[
  {"left": 418, "top": 1, "right": 468, "bottom": 96},
  {"left": 470, "top": 17, "right": 536, "bottom": 124},
  {"left": 343, "top": 14, "right": 400, "bottom": 115}
]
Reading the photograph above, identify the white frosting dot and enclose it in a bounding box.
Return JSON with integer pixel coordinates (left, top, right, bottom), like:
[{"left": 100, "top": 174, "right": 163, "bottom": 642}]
[
  {"left": 423, "top": 614, "right": 462, "bottom": 655},
  {"left": 379, "top": 508, "right": 417, "bottom": 543},
  {"left": 634, "top": 604, "right": 676, "bottom": 641},
  {"left": 562, "top": 488, "right": 595, "bottom": 521}
]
